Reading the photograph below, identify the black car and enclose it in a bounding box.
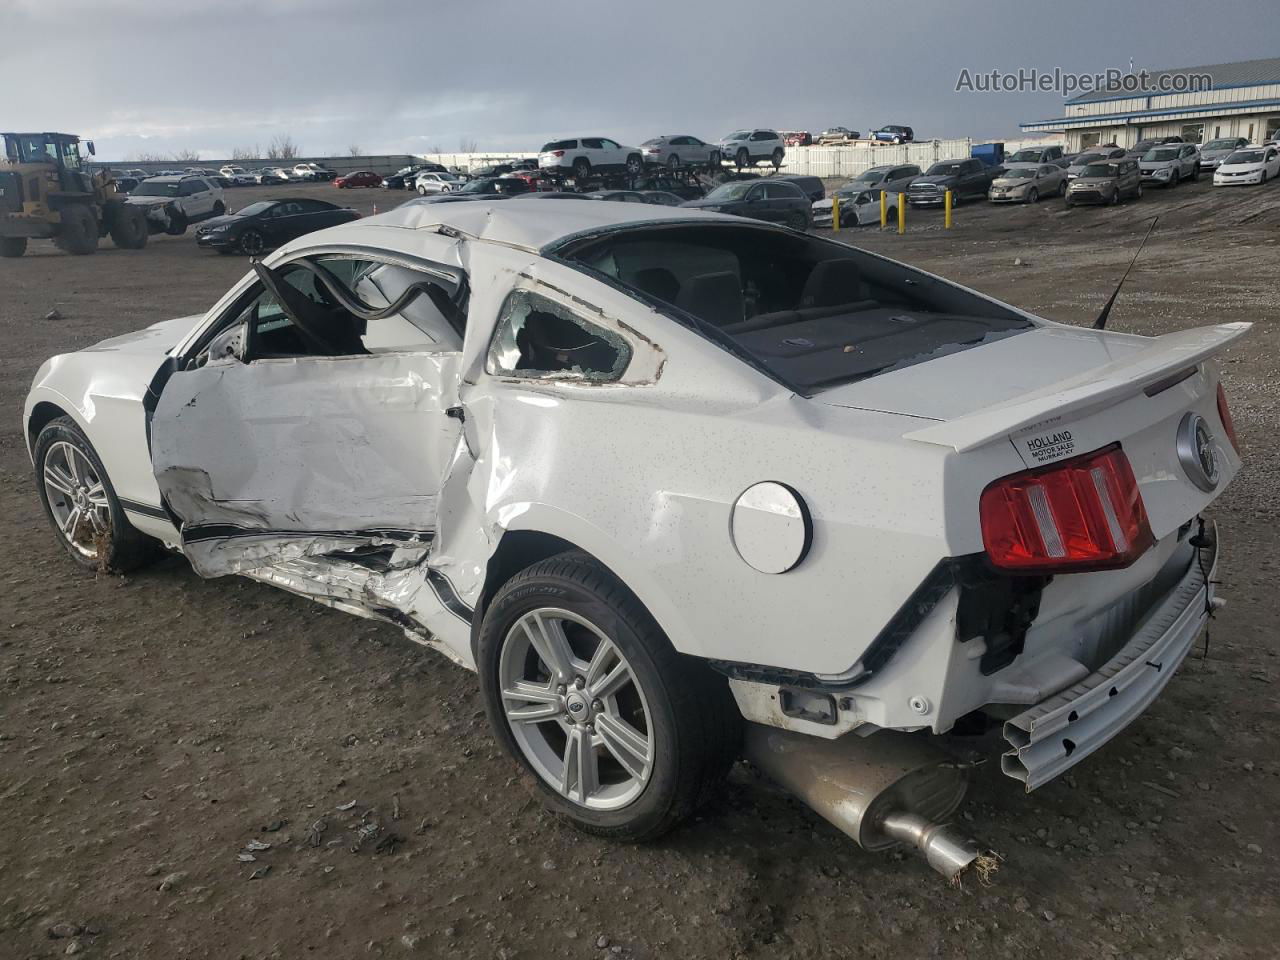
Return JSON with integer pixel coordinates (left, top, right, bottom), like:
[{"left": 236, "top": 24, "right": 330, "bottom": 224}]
[
  {"left": 452, "top": 177, "right": 532, "bottom": 197},
  {"left": 907, "top": 158, "right": 1001, "bottom": 206},
  {"left": 771, "top": 174, "right": 825, "bottom": 202},
  {"left": 680, "top": 179, "right": 811, "bottom": 230},
  {"left": 470, "top": 164, "right": 514, "bottom": 178},
  {"left": 629, "top": 172, "right": 705, "bottom": 201},
  {"left": 195, "top": 198, "right": 359, "bottom": 255},
  {"left": 382, "top": 162, "right": 451, "bottom": 189},
  {"left": 588, "top": 190, "right": 685, "bottom": 206}
]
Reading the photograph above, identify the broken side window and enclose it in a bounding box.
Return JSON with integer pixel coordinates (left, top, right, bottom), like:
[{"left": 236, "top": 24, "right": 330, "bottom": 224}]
[{"left": 487, "top": 290, "right": 631, "bottom": 382}]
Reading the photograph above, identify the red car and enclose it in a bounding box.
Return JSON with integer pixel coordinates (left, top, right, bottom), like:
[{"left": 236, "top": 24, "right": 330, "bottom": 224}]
[
  {"left": 784, "top": 131, "right": 813, "bottom": 147},
  {"left": 506, "top": 169, "right": 555, "bottom": 192},
  {"left": 334, "top": 170, "right": 381, "bottom": 188}
]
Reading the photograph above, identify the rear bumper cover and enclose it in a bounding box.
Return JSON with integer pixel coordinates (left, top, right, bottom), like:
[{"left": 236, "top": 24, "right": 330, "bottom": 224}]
[{"left": 1001, "top": 522, "right": 1218, "bottom": 790}]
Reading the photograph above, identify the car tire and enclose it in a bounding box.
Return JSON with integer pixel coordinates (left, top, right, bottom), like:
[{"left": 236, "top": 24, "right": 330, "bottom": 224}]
[
  {"left": 1027, "top": 187, "right": 1039, "bottom": 204},
  {"left": 107, "top": 203, "right": 149, "bottom": 249},
  {"left": 1190, "top": 165, "right": 1199, "bottom": 183},
  {"left": 771, "top": 148, "right": 784, "bottom": 170},
  {"left": 735, "top": 148, "right": 749, "bottom": 170},
  {"left": 1058, "top": 179, "right": 1068, "bottom": 197},
  {"left": 1109, "top": 189, "right": 1121, "bottom": 206},
  {"left": 477, "top": 551, "right": 740, "bottom": 843},
  {"left": 212, "top": 201, "right": 225, "bottom": 216},
  {"left": 237, "top": 229, "right": 265, "bottom": 257},
  {"left": 53, "top": 204, "right": 98, "bottom": 255},
  {"left": 785, "top": 210, "right": 808, "bottom": 231},
  {"left": 573, "top": 158, "right": 591, "bottom": 180},
  {"left": 625, "top": 154, "right": 643, "bottom": 175},
  {"left": 0, "top": 237, "right": 28, "bottom": 257},
  {"left": 667, "top": 154, "right": 680, "bottom": 170},
  {"left": 164, "top": 206, "right": 188, "bottom": 236},
  {"left": 1136, "top": 184, "right": 1144, "bottom": 199},
  {"left": 33, "top": 416, "right": 157, "bottom": 573},
  {"left": 1169, "top": 171, "right": 1179, "bottom": 188}
]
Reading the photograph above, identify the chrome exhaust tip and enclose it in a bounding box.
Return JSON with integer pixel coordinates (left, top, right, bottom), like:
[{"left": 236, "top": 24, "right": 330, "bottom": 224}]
[{"left": 744, "top": 723, "right": 996, "bottom": 883}]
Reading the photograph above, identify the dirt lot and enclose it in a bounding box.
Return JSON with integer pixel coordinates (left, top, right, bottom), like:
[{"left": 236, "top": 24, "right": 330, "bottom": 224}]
[{"left": 2, "top": 179, "right": 1278, "bottom": 960}]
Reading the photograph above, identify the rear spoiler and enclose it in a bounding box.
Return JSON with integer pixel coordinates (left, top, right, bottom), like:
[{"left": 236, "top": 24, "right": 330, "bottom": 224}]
[{"left": 904, "top": 322, "right": 1251, "bottom": 453}]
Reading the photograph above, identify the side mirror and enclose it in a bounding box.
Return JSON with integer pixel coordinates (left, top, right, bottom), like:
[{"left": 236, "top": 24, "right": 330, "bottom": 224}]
[
  {"left": 206, "top": 321, "right": 248, "bottom": 364},
  {"left": 86, "top": 141, "right": 96, "bottom": 156}
]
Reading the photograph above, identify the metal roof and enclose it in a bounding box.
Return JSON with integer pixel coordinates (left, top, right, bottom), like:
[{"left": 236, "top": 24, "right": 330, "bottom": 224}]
[
  {"left": 1068, "top": 56, "right": 1280, "bottom": 103},
  {"left": 1023, "top": 98, "right": 1280, "bottom": 131}
]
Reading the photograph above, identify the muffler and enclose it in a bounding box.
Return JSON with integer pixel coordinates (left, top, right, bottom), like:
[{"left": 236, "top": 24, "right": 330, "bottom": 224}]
[{"left": 744, "top": 723, "right": 996, "bottom": 883}]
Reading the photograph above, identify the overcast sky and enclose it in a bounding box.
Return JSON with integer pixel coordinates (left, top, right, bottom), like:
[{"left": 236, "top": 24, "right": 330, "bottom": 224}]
[{"left": 5, "top": 0, "right": 1277, "bottom": 161}]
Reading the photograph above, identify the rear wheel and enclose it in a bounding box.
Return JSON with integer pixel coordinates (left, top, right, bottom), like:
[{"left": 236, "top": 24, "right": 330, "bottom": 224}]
[
  {"left": 785, "top": 210, "right": 808, "bottom": 231},
  {"left": 735, "top": 148, "right": 749, "bottom": 169},
  {"left": 625, "top": 154, "right": 643, "bottom": 175},
  {"left": 667, "top": 154, "right": 681, "bottom": 170},
  {"left": 572, "top": 158, "right": 591, "bottom": 180},
  {"left": 108, "top": 204, "right": 148, "bottom": 249},
  {"left": 33, "top": 416, "right": 156, "bottom": 573},
  {"left": 478, "top": 552, "right": 739, "bottom": 842},
  {"left": 212, "top": 200, "right": 225, "bottom": 216},
  {"left": 0, "top": 237, "right": 27, "bottom": 257},
  {"left": 53, "top": 204, "right": 98, "bottom": 255},
  {"left": 771, "top": 148, "right": 784, "bottom": 170}
]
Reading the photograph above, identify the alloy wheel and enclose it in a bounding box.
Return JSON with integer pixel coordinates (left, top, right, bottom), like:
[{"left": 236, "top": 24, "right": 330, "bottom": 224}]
[
  {"left": 42, "top": 440, "right": 110, "bottom": 560},
  {"left": 498, "top": 608, "right": 654, "bottom": 810}
]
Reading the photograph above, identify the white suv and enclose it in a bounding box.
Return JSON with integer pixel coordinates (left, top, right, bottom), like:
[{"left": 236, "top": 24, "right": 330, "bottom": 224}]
[
  {"left": 124, "top": 175, "right": 224, "bottom": 234},
  {"left": 718, "top": 129, "right": 786, "bottom": 169},
  {"left": 414, "top": 171, "right": 464, "bottom": 195},
  {"left": 538, "top": 137, "right": 644, "bottom": 179}
]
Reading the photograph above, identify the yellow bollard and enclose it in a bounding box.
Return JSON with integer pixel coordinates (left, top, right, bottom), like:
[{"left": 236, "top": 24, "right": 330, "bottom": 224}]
[
  {"left": 897, "top": 193, "right": 905, "bottom": 235},
  {"left": 880, "top": 190, "right": 887, "bottom": 228},
  {"left": 832, "top": 195, "right": 840, "bottom": 231},
  {"left": 944, "top": 190, "right": 952, "bottom": 229}
]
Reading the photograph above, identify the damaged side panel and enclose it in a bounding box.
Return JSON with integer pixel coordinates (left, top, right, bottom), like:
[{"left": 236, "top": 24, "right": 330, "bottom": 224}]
[{"left": 151, "top": 352, "right": 463, "bottom": 578}]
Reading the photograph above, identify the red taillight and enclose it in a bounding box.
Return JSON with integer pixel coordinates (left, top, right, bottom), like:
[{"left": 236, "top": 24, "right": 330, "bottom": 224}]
[
  {"left": 552, "top": 150, "right": 565, "bottom": 157},
  {"left": 1216, "top": 383, "right": 1239, "bottom": 453},
  {"left": 980, "top": 444, "right": 1153, "bottom": 574}
]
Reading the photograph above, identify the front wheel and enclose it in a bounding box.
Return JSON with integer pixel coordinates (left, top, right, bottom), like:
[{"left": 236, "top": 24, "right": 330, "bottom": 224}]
[
  {"left": 212, "top": 201, "right": 225, "bottom": 216},
  {"left": 33, "top": 416, "right": 156, "bottom": 573},
  {"left": 478, "top": 552, "right": 739, "bottom": 842},
  {"left": 771, "top": 148, "right": 784, "bottom": 170},
  {"left": 237, "top": 228, "right": 265, "bottom": 256},
  {"left": 164, "top": 206, "right": 188, "bottom": 236},
  {"left": 625, "top": 154, "right": 643, "bottom": 175},
  {"left": 1058, "top": 178, "right": 1068, "bottom": 197},
  {"left": 785, "top": 210, "right": 808, "bottom": 231},
  {"left": 735, "top": 148, "right": 749, "bottom": 170},
  {"left": 1026, "top": 187, "right": 1039, "bottom": 204},
  {"left": 667, "top": 154, "right": 681, "bottom": 170}
]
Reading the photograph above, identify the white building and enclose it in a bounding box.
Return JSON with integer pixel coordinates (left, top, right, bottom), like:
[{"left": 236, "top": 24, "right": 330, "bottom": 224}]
[{"left": 1021, "top": 57, "right": 1280, "bottom": 152}]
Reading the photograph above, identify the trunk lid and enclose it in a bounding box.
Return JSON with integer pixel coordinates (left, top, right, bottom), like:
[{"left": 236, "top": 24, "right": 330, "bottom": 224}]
[{"left": 814, "top": 321, "right": 1249, "bottom": 538}]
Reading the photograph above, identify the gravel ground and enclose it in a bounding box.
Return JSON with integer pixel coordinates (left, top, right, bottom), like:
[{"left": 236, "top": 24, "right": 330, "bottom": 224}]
[{"left": 1, "top": 179, "right": 1278, "bottom": 960}]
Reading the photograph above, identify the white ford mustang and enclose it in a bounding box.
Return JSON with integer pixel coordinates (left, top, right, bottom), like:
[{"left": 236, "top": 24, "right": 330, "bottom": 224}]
[{"left": 24, "top": 201, "right": 1247, "bottom": 875}]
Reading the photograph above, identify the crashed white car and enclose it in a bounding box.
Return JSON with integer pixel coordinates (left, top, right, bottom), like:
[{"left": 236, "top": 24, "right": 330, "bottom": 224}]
[{"left": 24, "top": 202, "right": 1246, "bottom": 877}]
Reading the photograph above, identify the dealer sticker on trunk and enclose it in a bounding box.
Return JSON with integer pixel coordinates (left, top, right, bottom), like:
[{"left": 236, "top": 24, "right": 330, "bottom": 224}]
[{"left": 1014, "top": 421, "right": 1076, "bottom": 465}]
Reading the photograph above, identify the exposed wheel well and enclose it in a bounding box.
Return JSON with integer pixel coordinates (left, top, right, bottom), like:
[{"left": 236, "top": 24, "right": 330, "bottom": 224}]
[
  {"left": 471, "top": 530, "right": 620, "bottom": 653},
  {"left": 27, "top": 401, "right": 70, "bottom": 452}
]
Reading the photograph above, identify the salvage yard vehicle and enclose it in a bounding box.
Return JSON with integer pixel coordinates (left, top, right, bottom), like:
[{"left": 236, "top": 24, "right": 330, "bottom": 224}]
[
  {"left": 334, "top": 170, "right": 382, "bottom": 188},
  {"left": 872, "top": 124, "right": 913, "bottom": 143},
  {"left": 539, "top": 138, "right": 644, "bottom": 179},
  {"left": 1065, "top": 158, "right": 1142, "bottom": 206},
  {"left": 817, "top": 127, "right": 860, "bottom": 144},
  {"left": 1212, "top": 145, "right": 1280, "bottom": 186},
  {"left": 1005, "top": 145, "right": 1067, "bottom": 166},
  {"left": 414, "top": 171, "right": 465, "bottom": 195},
  {"left": 988, "top": 163, "right": 1068, "bottom": 203},
  {"left": 811, "top": 165, "right": 919, "bottom": 228},
  {"left": 640, "top": 135, "right": 722, "bottom": 170},
  {"left": 1198, "top": 137, "right": 1250, "bottom": 172},
  {"left": 717, "top": 129, "right": 785, "bottom": 170},
  {"left": 126, "top": 175, "right": 225, "bottom": 235},
  {"left": 908, "top": 158, "right": 1000, "bottom": 206},
  {"left": 1139, "top": 144, "right": 1200, "bottom": 187},
  {"left": 0, "top": 131, "right": 150, "bottom": 257},
  {"left": 679, "top": 178, "right": 811, "bottom": 229},
  {"left": 194, "top": 198, "right": 359, "bottom": 255},
  {"left": 1066, "top": 147, "right": 1127, "bottom": 179},
  {"left": 24, "top": 202, "right": 1246, "bottom": 879},
  {"left": 1125, "top": 136, "right": 1182, "bottom": 158}
]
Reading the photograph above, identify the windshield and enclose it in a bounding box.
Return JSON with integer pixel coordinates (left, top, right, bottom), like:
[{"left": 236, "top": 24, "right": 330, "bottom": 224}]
[
  {"left": 132, "top": 181, "right": 179, "bottom": 196},
  {"left": 724, "top": 130, "right": 750, "bottom": 140},
  {"left": 1132, "top": 141, "right": 1159, "bottom": 152},
  {"left": 1205, "top": 139, "right": 1240, "bottom": 150},
  {"left": 236, "top": 201, "right": 276, "bottom": 217},
  {"left": 705, "top": 182, "right": 755, "bottom": 201},
  {"left": 1072, "top": 153, "right": 1102, "bottom": 166},
  {"left": 1080, "top": 163, "right": 1117, "bottom": 178},
  {"left": 1145, "top": 148, "right": 1179, "bottom": 161},
  {"left": 851, "top": 170, "right": 886, "bottom": 185},
  {"left": 1225, "top": 150, "right": 1265, "bottom": 164},
  {"left": 1003, "top": 167, "right": 1038, "bottom": 179},
  {"left": 459, "top": 179, "right": 501, "bottom": 194},
  {"left": 561, "top": 225, "right": 1032, "bottom": 394},
  {"left": 1008, "top": 150, "right": 1042, "bottom": 162},
  {"left": 925, "top": 162, "right": 962, "bottom": 176}
]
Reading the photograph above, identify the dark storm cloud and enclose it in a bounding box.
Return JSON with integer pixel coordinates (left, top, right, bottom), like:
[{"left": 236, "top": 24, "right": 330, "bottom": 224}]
[{"left": 4, "top": 0, "right": 1277, "bottom": 160}]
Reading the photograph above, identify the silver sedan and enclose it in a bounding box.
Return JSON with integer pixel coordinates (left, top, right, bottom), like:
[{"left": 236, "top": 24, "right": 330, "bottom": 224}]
[{"left": 988, "top": 163, "right": 1068, "bottom": 203}]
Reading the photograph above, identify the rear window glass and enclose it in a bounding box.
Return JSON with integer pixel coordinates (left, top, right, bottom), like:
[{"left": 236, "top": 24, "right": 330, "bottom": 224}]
[
  {"left": 542, "top": 140, "right": 577, "bottom": 151},
  {"left": 557, "top": 225, "right": 1032, "bottom": 395}
]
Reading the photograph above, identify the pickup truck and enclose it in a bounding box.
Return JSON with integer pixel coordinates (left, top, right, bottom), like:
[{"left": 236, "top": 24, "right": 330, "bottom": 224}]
[{"left": 907, "top": 157, "right": 1002, "bottom": 206}]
